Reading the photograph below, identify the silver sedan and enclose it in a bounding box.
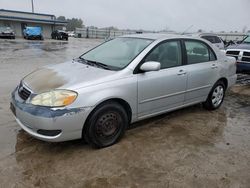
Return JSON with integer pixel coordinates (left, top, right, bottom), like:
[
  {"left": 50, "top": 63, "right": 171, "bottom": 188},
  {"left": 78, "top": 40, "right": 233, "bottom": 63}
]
[{"left": 11, "top": 34, "right": 237, "bottom": 148}]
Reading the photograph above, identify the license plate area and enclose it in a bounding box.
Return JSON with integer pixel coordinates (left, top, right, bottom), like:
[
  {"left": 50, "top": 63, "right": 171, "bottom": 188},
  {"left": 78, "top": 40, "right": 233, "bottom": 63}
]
[{"left": 10, "top": 102, "right": 16, "bottom": 116}]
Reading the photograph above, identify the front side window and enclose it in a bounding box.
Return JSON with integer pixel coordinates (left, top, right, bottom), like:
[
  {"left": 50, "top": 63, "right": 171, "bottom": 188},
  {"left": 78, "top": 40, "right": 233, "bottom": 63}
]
[
  {"left": 185, "top": 40, "right": 216, "bottom": 64},
  {"left": 80, "top": 37, "right": 153, "bottom": 70},
  {"left": 144, "top": 41, "right": 182, "bottom": 69}
]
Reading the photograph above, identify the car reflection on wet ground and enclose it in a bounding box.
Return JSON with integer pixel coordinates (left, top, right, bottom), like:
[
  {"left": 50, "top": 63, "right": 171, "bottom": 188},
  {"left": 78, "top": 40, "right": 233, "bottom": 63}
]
[{"left": 0, "top": 38, "right": 249, "bottom": 187}]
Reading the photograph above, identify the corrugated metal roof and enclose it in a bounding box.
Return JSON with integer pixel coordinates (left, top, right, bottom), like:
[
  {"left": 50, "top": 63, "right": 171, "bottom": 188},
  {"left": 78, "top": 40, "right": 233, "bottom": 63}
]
[
  {"left": 0, "top": 15, "right": 67, "bottom": 25},
  {"left": 0, "top": 9, "right": 54, "bottom": 17}
]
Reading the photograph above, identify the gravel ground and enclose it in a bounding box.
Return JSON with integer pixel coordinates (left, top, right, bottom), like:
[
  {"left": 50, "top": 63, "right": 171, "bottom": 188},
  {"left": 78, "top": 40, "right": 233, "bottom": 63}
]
[{"left": 0, "top": 38, "right": 249, "bottom": 188}]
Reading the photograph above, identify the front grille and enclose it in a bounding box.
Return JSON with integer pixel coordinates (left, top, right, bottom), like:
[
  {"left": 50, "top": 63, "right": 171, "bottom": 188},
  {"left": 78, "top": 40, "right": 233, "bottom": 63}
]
[
  {"left": 18, "top": 84, "right": 31, "bottom": 100},
  {"left": 226, "top": 50, "right": 250, "bottom": 63},
  {"left": 226, "top": 50, "right": 240, "bottom": 55},
  {"left": 242, "top": 57, "right": 250, "bottom": 62},
  {"left": 226, "top": 50, "right": 240, "bottom": 60},
  {"left": 228, "top": 55, "right": 238, "bottom": 60},
  {"left": 243, "top": 51, "right": 250, "bottom": 57}
]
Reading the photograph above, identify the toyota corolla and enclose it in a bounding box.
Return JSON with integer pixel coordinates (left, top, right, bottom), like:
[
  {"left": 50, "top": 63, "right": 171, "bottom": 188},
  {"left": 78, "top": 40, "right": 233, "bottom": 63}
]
[{"left": 10, "top": 34, "right": 237, "bottom": 148}]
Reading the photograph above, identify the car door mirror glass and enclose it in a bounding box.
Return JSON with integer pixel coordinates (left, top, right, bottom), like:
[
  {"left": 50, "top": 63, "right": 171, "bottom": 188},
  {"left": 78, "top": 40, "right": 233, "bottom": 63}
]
[{"left": 140, "top": 61, "right": 161, "bottom": 72}]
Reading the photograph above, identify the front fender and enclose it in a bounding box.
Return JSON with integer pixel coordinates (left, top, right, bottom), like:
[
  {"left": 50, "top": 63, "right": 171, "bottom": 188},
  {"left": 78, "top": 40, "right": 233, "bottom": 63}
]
[{"left": 73, "top": 76, "right": 138, "bottom": 122}]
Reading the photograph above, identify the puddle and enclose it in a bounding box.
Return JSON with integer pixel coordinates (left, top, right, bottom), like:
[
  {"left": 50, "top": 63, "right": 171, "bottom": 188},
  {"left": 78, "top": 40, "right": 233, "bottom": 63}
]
[{"left": 0, "top": 38, "right": 249, "bottom": 187}]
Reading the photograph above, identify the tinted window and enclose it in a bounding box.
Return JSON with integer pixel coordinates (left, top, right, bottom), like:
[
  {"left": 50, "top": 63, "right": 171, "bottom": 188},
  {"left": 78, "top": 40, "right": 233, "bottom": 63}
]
[
  {"left": 201, "top": 36, "right": 221, "bottom": 43},
  {"left": 144, "top": 41, "right": 182, "bottom": 69},
  {"left": 185, "top": 41, "right": 211, "bottom": 64}
]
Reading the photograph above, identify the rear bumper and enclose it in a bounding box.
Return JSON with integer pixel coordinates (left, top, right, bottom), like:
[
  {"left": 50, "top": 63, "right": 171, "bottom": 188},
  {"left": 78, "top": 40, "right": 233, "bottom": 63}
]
[{"left": 10, "top": 88, "right": 91, "bottom": 142}]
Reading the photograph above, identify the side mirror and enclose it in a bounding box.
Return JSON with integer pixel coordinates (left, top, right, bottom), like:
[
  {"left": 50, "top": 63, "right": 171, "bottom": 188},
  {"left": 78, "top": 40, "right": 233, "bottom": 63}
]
[{"left": 140, "top": 61, "right": 161, "bottom": 72}]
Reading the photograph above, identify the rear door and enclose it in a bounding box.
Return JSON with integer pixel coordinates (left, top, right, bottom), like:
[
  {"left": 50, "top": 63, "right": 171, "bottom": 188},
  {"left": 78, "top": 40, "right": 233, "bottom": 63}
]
[{"left": 183, "top": 40, "right": 219, "bottom": 105}]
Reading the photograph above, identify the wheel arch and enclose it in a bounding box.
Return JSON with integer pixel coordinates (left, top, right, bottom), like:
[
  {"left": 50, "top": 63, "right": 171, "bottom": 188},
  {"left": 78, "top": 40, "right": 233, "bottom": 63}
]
[
  {"left": 83, "top": 98, "right": 132, "bottom": 130},
  {"left": 217, "top": 77, "right": 228, "bottom": 89}
]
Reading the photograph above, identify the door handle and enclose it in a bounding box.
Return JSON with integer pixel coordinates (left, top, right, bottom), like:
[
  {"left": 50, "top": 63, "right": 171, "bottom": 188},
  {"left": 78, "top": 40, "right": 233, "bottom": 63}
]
[
  {"left": 211, "top": 64, "right": 218, "bottom": 69},
  {"left": 177, "top": 70, "right": 186, "bottom": 75}
]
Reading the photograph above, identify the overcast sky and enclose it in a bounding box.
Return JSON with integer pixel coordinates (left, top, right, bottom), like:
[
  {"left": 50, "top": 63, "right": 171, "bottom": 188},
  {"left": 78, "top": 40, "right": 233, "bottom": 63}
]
[{"left": 1, "top": 0, "right": 250, "bottom": 32}]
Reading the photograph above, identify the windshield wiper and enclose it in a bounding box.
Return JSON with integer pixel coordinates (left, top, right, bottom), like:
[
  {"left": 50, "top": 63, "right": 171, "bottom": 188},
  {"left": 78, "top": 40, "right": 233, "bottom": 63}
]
[
  {"left": 78, "top": 57, "right": 112, "bottom": 70},
  {"left": 87, "top": 60, "right": 111, "bottom": 70},
  {"left": 77, "top": 57, "right": 93, "bottom": 66}
]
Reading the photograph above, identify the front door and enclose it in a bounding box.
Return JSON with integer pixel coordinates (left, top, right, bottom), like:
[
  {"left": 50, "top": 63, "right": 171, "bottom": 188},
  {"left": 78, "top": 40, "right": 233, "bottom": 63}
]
[{"left": 137, "top": 40, "right": 187, "bottom": 119}]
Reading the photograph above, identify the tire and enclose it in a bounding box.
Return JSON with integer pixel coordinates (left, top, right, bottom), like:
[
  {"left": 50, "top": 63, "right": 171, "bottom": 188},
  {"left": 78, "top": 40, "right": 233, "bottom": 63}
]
[
  {"left": 203, "top": 81, "right": 226, "bottom": 110},
  {"left": 83, "top": 102, "right": 128, "bottom": 148}
]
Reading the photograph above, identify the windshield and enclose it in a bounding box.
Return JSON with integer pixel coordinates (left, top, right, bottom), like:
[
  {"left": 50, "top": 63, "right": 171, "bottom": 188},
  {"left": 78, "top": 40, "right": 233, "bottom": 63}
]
[
  {"left": 80, "top": 37, "right": 153, "bottom": 70},
  {"left": 0, "top": 27, "right": 10, "bottom": 32},
  {"left": 243, "top": 36, "right": 250, "bottom": 43}
]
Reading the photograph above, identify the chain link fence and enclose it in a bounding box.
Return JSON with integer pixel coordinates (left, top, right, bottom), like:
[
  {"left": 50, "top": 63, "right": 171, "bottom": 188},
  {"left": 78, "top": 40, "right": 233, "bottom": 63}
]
[
  {"left": 75, "top": 27, "right": 248, "bottom": 42},
  {"left": 75, "top": 28, "right": 140, "bottom": 39}
]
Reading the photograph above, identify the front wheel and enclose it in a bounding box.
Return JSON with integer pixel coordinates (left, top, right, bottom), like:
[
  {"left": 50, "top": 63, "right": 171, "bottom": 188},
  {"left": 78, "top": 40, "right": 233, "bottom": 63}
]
[
  {"left": 83, "top": 102, "right": 128, "bottom": 148},
  {"left": 203, "top": 81, "right": 225, "bottom": 110}
]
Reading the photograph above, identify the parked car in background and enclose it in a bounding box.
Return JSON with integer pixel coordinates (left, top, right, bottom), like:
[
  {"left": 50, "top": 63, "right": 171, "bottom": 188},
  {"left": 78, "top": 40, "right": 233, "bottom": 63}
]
[
  {"left": 68, "top": 31, "right": 75, "bottom": 37},
  {"left": 199, "top": 33, "right": 225, "bottom": 50},
  {"left": 23, "top": 27, "right": 43, "bottom": 40},
  {"left": 226, "top": 35, "right": 250, "bottom": 73},
  {"left": 51, "top": 30, "right": 68, "bottom": 40},
  {"left": 11, "top": 34, "right": 236, "bottom": 148},
  {"left": 0, "top": 26, "right": 15, "bottom": 39}
]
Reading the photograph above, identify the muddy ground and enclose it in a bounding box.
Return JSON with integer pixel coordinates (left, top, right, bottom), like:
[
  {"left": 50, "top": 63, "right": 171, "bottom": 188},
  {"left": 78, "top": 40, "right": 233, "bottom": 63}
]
[{"left": 0, "top": 38, "right": 249, "bottom": 188}]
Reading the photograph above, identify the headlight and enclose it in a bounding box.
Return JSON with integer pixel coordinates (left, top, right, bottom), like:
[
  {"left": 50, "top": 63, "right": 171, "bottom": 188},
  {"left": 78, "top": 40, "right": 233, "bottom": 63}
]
[{"left": 31, "top": 90, "right": 77, "bottom": 107}]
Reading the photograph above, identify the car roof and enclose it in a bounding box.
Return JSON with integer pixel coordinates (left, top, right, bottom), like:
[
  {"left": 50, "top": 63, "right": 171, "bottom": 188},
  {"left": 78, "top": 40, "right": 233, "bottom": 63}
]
[{"left": 120, "top": 33, "right": 201, "bottom": 41}]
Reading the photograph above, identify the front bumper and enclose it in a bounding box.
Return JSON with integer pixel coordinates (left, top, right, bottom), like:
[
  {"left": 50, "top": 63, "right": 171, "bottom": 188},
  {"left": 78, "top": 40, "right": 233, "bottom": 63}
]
[
  {"left": 237, "top": 62, "right": 250, "bottom": 73},
  {"left": 10, "top": 87, "right": 90, "bottom": 142},
  {"left": 25, "top": 35, "right": 42, "bottom": 40},
  {"left": 0, "top": 33, "right": 15, "bottom": 38}
]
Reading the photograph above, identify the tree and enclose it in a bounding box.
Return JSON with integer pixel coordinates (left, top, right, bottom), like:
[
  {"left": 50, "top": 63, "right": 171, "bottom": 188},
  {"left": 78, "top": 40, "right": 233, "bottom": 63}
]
[
  {"left": 66, "top": 18, "right": 84, "bottom": 31},
  {"left": 57, "top": 16, "right": 84, "bottom": 31},
  {"left": 57, "top": 16, "right": 66, "bottom": 21}
]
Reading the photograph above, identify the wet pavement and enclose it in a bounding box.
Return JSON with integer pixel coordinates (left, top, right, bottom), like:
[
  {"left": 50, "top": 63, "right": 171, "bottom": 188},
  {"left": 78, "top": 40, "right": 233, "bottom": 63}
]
[{"left": 0, "top": 38, "right": 250, "bottom": 188}]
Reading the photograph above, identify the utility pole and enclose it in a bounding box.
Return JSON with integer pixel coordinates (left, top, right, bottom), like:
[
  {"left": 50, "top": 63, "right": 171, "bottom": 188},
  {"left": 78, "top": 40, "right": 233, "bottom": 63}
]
[{"left": 31, "top": 0, "right": 34, "bottom": 13}]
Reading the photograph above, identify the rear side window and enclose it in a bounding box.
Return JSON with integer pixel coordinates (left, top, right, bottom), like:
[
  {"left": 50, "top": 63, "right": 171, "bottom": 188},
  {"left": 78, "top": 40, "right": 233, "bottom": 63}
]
[
  {"left": 201, "top": 36, "right": 221, "bottom": 43},
  {"left": 144, "top": 41, "right": 182, "bottom": 69},
  {"left": 185, "top": 40, "right": 216, "bottom": 64}
]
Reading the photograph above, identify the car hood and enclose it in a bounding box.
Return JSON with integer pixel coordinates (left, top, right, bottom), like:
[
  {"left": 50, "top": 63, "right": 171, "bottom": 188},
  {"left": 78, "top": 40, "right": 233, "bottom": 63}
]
[
  {"left": 22, "top": 61, "right": 116, "bottom": 93},
  {"left": 227, "top": 43, "right": 250, "bottom": 50},
  {"left": 1, "top": 30, "right": 13, "bottom": 34}
]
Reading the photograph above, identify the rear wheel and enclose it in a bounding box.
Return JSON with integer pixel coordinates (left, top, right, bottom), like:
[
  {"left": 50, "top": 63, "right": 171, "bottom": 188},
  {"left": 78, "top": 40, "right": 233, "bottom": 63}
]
[
  {"left": 83, "top": 102, "right": 128, "bottom": 148},
  {"left": 203, "top": 81, "right": 225, "bottom": 110}
]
